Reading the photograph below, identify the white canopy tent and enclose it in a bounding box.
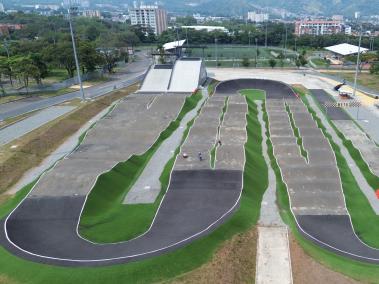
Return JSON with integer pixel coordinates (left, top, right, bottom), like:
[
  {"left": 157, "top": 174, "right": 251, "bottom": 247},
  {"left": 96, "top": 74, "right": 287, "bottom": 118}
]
[{"left": 324, "top": 43, "right": 369, "bottom": 56}]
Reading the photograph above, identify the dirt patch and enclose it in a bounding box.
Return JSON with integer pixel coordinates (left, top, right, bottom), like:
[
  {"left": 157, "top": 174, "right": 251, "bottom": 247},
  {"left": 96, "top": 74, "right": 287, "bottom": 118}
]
[
  {"left": 0, "top": 85, "right": 138, "bottom": 195},
  {"left": 290, "top": 234, "right": 361, "bottom": 284},
  {"left": 0, "top": 275, "right": 18, "bottom": 284},
  {"left": 169, "top": 228, "right": 257, "bottom": 284}
]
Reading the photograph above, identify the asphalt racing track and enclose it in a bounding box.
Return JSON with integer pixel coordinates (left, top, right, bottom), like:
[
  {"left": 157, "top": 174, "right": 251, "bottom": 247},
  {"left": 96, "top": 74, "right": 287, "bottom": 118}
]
[
  {"left": 0, "top": 91, "right": 245, "bottom": 267},
  {"left": 216, "top": 79, "right": 379, "bottom": 264},
  {"left": 2, "top": 79, "right": 379, "bottom": 266}
]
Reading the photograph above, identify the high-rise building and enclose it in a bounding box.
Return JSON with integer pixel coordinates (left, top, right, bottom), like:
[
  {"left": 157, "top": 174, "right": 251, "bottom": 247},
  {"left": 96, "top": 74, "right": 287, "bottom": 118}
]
[
  {"left": 0, "top": 2, "right": 5, "bottom": 13},
  {"left": 332, "top": 15, "right": 344, "bottom": 22},
  {"left": 129, "top": 5, "right": 168, "bottom": 35},
  {"left": 82, "top": 10, "right": 101, "bottom": 18},
  {"left": 295, "top": 20, "right": 343, "bottom": 36},
  {"left": 247, "top": 12, "right": 269, "bottom": 23}
]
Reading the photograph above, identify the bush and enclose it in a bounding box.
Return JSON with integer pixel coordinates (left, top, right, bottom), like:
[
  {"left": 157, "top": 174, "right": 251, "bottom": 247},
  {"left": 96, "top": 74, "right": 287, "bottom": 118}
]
[
  {"left": 369, "top": 62, "right": 379, "bottom": 74},
  {"left": 241, "top": 57, "right": 250, "bottom": 67},
  {"left": 269, "top": 58, "right": 276, "bottom": 68}
]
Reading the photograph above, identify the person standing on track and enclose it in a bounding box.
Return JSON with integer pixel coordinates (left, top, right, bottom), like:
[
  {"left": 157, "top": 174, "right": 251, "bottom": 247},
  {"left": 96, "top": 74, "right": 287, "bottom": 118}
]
[{"left": 198, "top": 152, "right": 203, "bottom": 161}]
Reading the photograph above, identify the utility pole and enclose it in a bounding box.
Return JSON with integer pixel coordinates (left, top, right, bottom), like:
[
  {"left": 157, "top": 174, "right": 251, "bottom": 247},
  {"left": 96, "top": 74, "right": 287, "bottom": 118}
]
[
  {"left": 68, "top": 0, "right": 85, "bottom": 101},
  {"left": 353, "top": 24, "right": 362, "bottom": 98}
]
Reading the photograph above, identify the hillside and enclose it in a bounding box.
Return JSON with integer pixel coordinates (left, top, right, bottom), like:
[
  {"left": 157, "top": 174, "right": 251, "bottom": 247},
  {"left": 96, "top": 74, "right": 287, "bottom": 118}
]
[{"left": 169, "top": 0, "right": 379, "bottom": 16}]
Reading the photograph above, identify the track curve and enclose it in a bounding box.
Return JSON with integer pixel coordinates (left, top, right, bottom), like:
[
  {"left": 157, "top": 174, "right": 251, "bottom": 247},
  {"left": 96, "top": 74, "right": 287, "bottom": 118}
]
[{"left": 2, "top": 78, "right": 379, "bottom": 267}]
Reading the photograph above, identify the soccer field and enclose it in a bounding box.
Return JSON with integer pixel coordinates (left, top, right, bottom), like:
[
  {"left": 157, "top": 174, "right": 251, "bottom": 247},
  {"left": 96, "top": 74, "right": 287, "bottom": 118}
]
[{"left": 185, "top": 45, "right": 298, "bottom": 67}]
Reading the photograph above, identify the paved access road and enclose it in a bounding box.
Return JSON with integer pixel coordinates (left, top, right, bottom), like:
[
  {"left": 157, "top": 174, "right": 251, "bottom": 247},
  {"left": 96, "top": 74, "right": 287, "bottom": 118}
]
[
  {"left": 0, "top": 106, "right": 76, "bottom": 146},
  {"left": 0, "top": 53, "right": 150, "bottom": 121}
]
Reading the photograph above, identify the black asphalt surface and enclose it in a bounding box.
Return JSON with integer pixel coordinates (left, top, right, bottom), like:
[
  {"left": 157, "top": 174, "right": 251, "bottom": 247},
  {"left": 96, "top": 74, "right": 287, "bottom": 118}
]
[
  {"left": 215, "top": 78, "right": 296, "bottom": 99},
  {"left": 297, "top": 215, "right": 379, "bottom": 264},
  {"left": 3, "top": 77, "right": 377, "bottom": 267},
  {"left": 1, "top": 169, "right": 242, "bottom": 266},
  {"left": 0, "top": 55, "right": 149, "bottom": 121},
  {"left": 310, "top": 89, "right": 351, "bottom": 120}
]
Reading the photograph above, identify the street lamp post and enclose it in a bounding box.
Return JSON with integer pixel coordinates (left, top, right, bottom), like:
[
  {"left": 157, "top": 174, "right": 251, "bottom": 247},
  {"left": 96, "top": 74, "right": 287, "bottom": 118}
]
[
  {"left": 353, "top": 25, "right": 362, "bottom": 98},
  {"left": 284, "top": 24, "right": 288, "bottom": 56},
  {"left": 215, "top": 38, "right": 218, "bottom": 67},
  {"left": 68, "top": 0, "right": 85, "bottom": 101},
  {"left": 255, "top": 38, "right": 258, "bottom": 67}
]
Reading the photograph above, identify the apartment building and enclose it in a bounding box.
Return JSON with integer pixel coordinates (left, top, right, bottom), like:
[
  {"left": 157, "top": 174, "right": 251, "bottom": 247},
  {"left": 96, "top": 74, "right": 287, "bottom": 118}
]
[
  {"left": 247, "top": 12, "right": 269, "bottom": 23},
  {"left": 295, "top": 20, "right": 343, "bottom": 36},
  {"left": 130, "top": 5, "right": 168, "bottom": 35}
]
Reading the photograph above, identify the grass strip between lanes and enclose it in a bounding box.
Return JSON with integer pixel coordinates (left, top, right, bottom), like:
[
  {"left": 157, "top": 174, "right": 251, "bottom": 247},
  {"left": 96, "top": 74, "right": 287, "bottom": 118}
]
[
  {"left": 285, "top": 103, "right": 309, "bottom": 162},
  {"left": 210, "top": 96, "right": 229, "bottom": 168},
  {"left": 263, "top": 88, "right": 379, "bottom": 283},
  {"left": 79, "top": 91, "right": 203, "bottom": 243},
  {"left": 0, "top": 90, "right": 268, "bottom": 284}
]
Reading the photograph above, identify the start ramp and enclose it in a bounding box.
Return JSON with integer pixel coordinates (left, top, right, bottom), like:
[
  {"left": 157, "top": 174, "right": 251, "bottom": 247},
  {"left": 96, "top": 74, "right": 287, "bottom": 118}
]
[
  {"left": 168, "top": 58, "right": 207, "bottom": 93},
  {"left": 139, "top": 64, "right": 173, "bottom": 93},
  {"left": 139, "top": 58, "right": 207, "bottom": 94}
]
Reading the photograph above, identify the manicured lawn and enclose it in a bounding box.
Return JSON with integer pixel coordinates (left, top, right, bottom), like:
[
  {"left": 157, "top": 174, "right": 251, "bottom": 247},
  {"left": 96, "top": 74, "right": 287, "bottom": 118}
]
[
  {"left": 310, "top": 58, "right": 330, "bottom": 68},
  {"left": 79, "top": 92, "right": 203, "bottom": 243},
  {"left": 321, "top": 71, "right": 379, "bottom": 92},
  {"left": 0, "top": 90, "right": 268, "bottom": 284},
  {"left": 207, "top": 79, "right": 219, "bottom": 95},
  {"left": 262, "top": 98, "right": 379, "bottom": 283},
  {"left": 240, "top": 89, "right": 266, "bottom": 101}
]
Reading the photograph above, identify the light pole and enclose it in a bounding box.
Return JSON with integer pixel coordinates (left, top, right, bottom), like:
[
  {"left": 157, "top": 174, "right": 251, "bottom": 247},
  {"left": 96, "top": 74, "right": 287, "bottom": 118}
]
[
  {"left": 68, "top": 0, "right": 85, "bottom": 101},
  {"left": 255, "top": 38, "right": 258, "bottom": 67},
  {"left": 284, "top": 24, "right": 288, "bottom": 56},
  {"left": 215, "top": 38, "right": 218, "bottom": 67},
  {"left": 265, "top": 21, "right": 268, "bottom": 48},
  {"left": 248, "top": 31, "right": 251, "bottom": 47},
  {"left": 353, "top": 24, "right": 362, "bottom": 98}
]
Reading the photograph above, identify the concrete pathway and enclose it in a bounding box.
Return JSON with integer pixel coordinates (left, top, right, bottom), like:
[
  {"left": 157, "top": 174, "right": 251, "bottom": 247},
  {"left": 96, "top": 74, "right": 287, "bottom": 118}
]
[
  {"left": 0, "top": 106, "right": 75, "bottom": 146},
  {"left": 308, "top": 96, "right": 379, "bottom": 214},
  {"left": 124, "top": 91, "right": 207, "bottom": 204},
  {"left": 256, "top": 101, "right": 292, "bottom": 284},
  {"left": 256, "top": 227, "right": 292, "bottom": 284},
  {"left": 257, "top": 101, "right": 284, "bottom": 227}
]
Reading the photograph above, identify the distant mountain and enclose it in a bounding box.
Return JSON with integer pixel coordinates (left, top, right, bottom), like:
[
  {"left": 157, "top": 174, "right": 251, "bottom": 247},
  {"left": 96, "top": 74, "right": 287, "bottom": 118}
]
[
  {"left": 3, "top": 0, "right": 379, "bottom": 17},
  {"left": 162, "top": 0, "right": 379, "bottom": 17}
]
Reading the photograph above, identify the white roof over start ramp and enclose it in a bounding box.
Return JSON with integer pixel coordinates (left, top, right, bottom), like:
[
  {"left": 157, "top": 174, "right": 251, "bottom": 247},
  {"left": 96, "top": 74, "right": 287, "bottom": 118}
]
[
  {"left": 139, "top": 65, "right": 172, "bottom": 92},
  {"left": 168, "top": 59, "right": 206, "bottom": 93}
]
